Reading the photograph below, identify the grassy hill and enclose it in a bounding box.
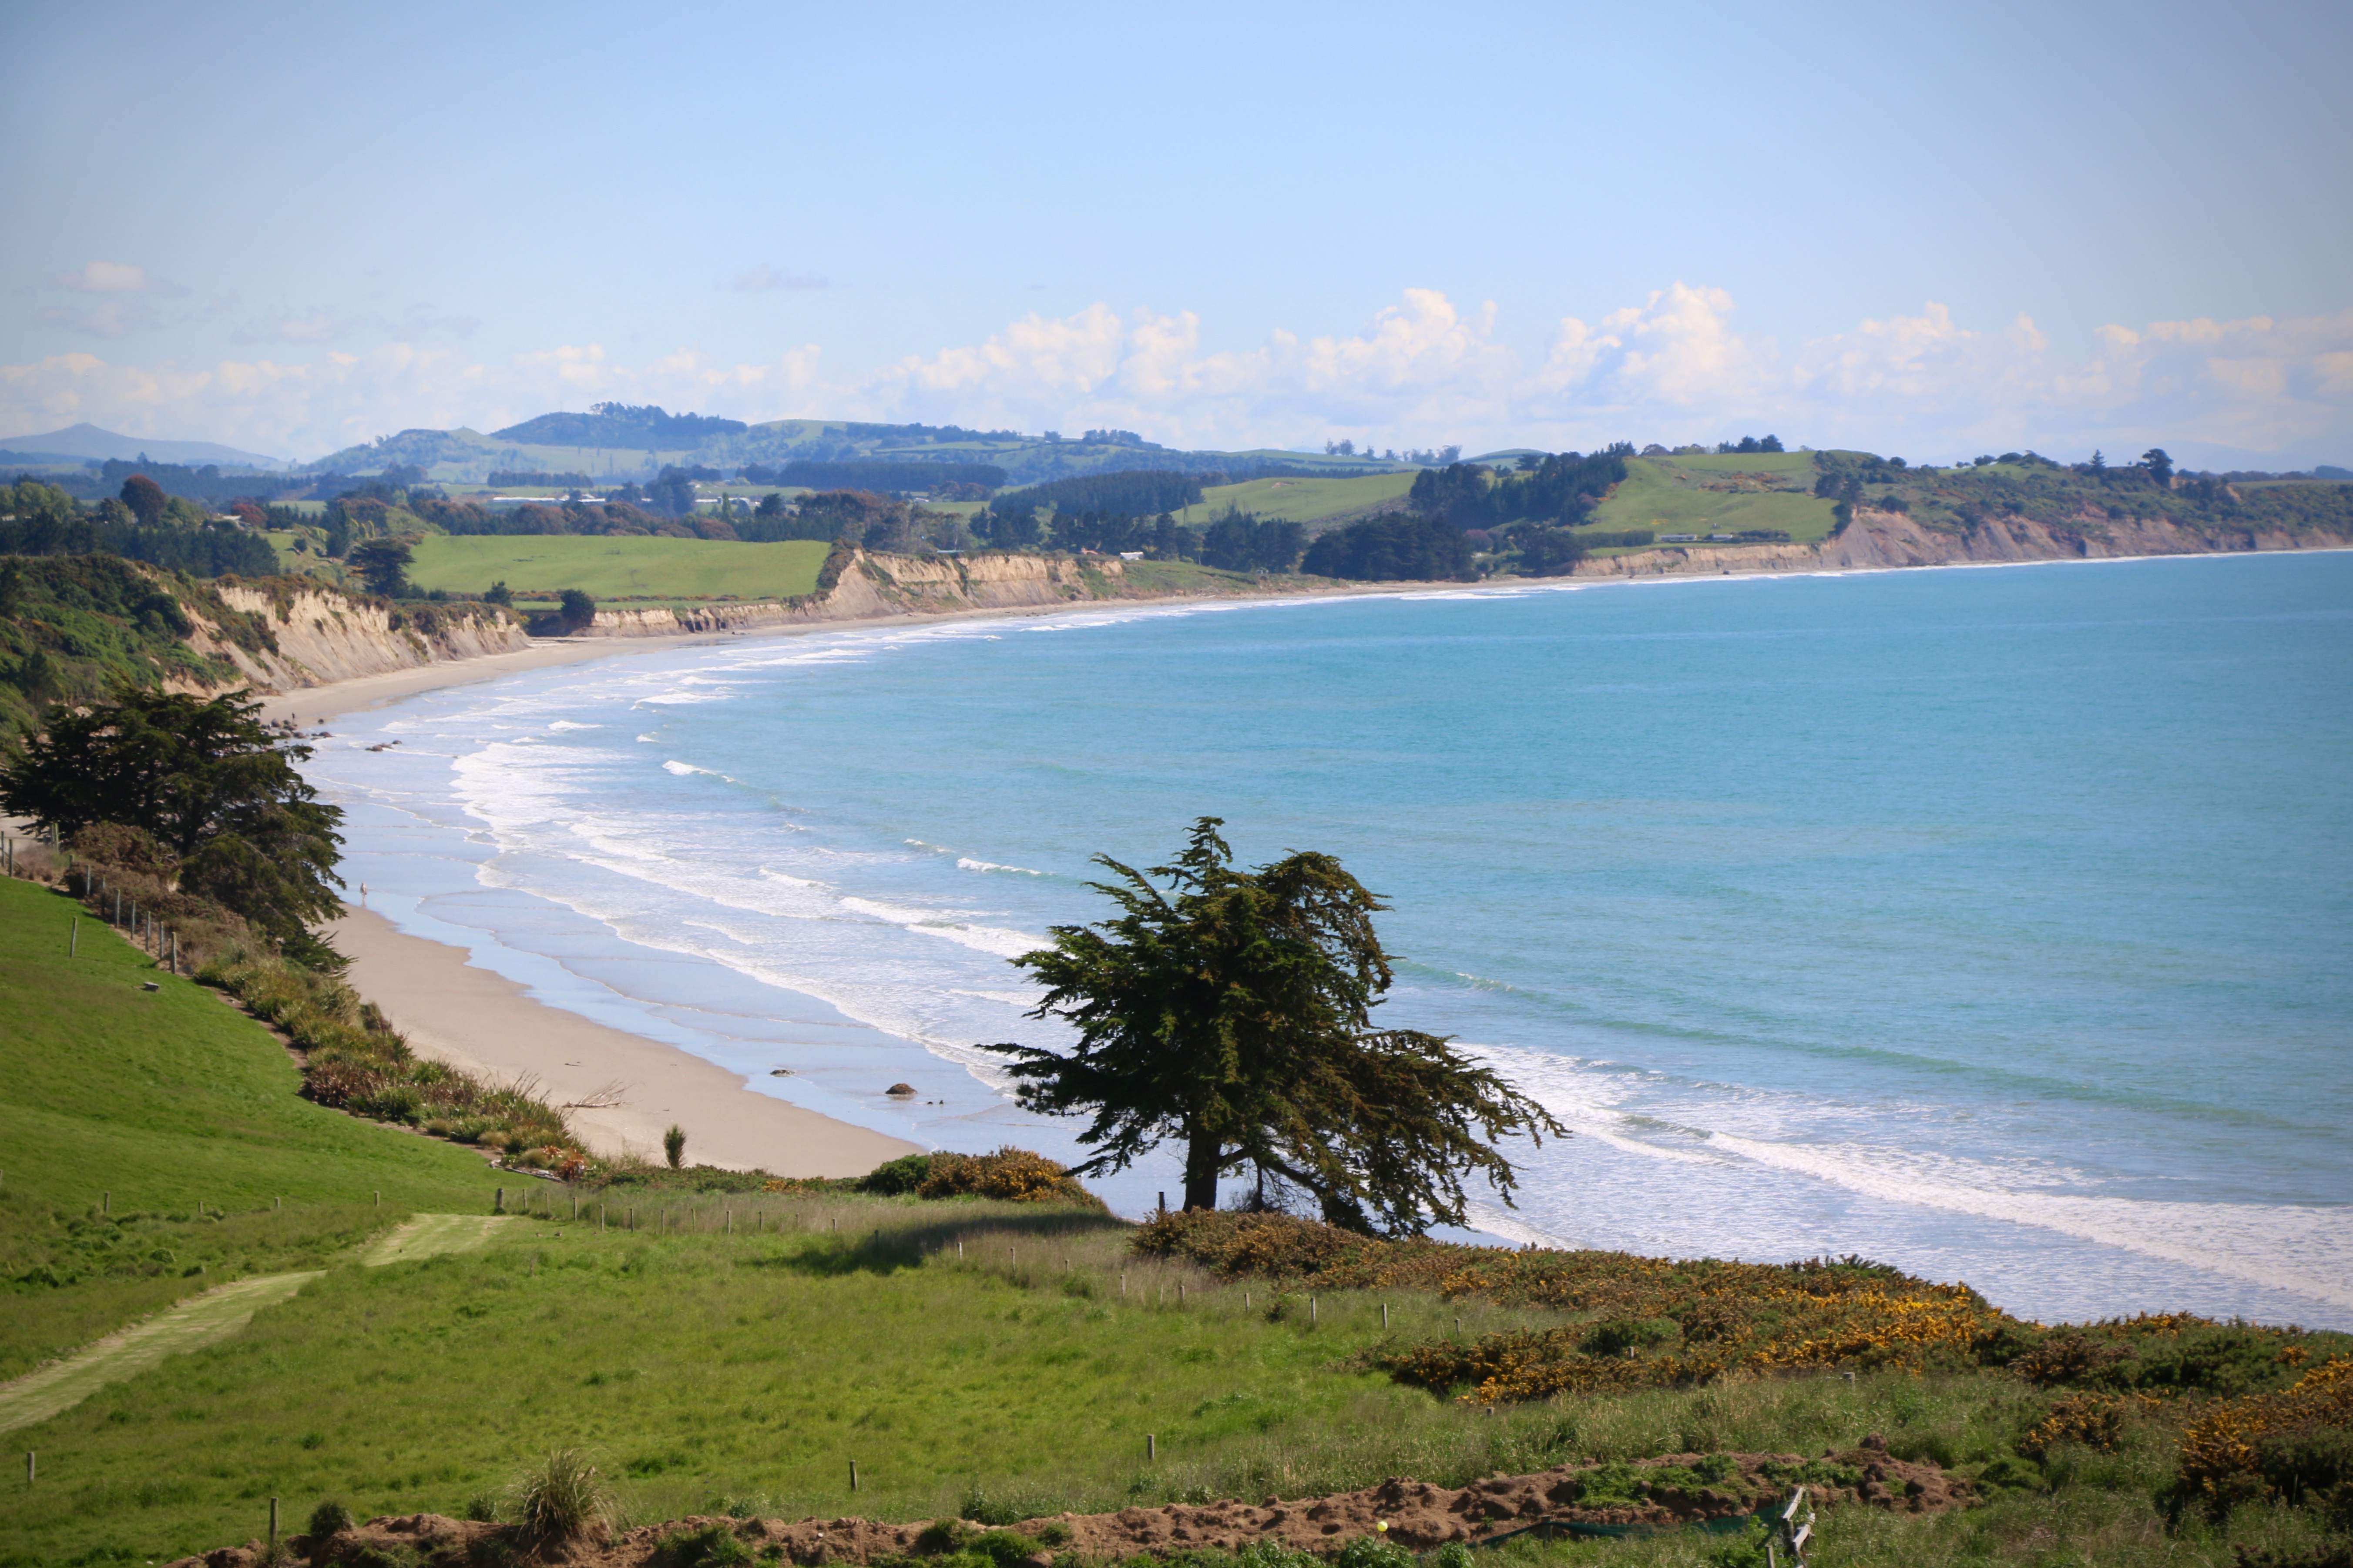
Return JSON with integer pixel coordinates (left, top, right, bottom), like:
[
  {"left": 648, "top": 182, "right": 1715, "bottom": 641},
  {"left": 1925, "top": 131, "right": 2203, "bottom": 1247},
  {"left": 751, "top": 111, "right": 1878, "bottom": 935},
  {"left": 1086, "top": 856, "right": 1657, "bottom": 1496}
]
[
  {"left": 1178, "top": 471, "right": 1417, "bottom": 529},
  {"left": 404, "top": 536, "right": 832, "bottom": 602},
  {"left": 305, "top": 419, "right": 1413, "bottom": 491},
  {"left": 1585, "top": 454, "right": 1839, "bottom": 543},
  {"left": 0, "top": 874, "right": 510, "bottom": 1386}
]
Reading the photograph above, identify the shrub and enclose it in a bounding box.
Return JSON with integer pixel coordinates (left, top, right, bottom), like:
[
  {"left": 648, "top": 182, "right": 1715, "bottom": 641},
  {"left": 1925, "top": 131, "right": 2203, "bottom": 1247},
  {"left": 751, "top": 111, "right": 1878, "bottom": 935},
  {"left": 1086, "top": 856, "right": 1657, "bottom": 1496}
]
[
  {"left": 665, "top": 1124, "right": 688, "bottom": 1169},
  {"left": 503, "top": 1448, "right": 615, "bottom": 1546},
  {"left": 655, "top": 1522, "right": 753, "bottom": 1568},
  {"left": 957, "top": 1488, "right": 1024, "bottom": 1527},
  {"left": 306, "top": 1499, "right": 355, "bottom": 1538},
  {"left": 1581, "top": 1317, "right": 1680, "bottom": 1355},
  {"left": 1333, "top": 1533, "right": 1416, "bottom": 1568},
  {"left": 860, "top": 1153, "right": 939, "bottom": 1196}
]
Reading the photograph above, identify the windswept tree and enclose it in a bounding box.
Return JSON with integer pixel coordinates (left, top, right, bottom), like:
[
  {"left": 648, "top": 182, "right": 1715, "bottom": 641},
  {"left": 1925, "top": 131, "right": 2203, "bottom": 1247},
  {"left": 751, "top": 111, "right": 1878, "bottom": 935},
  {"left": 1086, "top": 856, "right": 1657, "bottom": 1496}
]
[
  {"left": 0, "top": 686, "right": 346, "bottom": 965},
  {"left": 348, "top": 536, "right": 415, "bottom": 597},
  {"left": 984, "top": 818, "right": 1564, "bottom": 1234}
]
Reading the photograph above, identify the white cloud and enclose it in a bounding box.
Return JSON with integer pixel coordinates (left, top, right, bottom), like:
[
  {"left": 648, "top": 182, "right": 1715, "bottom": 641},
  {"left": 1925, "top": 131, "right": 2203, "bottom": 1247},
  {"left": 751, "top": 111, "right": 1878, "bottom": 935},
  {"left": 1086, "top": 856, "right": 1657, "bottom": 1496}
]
[
  {"left": 4, "top": 288, "right": 2349, "bottom": 466},
  {"left": 50, "top": 260, "right": 186, "bottom": 296}
]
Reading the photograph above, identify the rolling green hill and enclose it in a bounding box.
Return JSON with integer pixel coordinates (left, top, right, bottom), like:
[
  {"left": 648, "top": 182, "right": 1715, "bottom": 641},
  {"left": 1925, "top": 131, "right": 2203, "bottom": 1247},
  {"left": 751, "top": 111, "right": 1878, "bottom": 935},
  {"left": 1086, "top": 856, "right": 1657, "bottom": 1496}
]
[
  {"left": 0, "top": 874, "right": 510, "bottom": 1383},
  {"left": 1584, "top": 453, "right": 1839, "bottom": 542},
  {"left": 1177, "top": 471, "right": 1417, "bottom": 529},
  {"left": 404, "top": 535, "right": 831, "bottom": 601}
]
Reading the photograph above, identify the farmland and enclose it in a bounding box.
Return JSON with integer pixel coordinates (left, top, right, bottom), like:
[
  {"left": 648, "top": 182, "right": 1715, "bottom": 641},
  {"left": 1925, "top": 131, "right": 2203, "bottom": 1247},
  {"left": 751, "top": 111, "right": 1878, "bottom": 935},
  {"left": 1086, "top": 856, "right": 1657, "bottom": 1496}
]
[
  {"left": 404, "top": 536, "right": 831, "bottom": 601},
  {"left": 1584, "top": 454, "right": 1839, "bottom": 543}
]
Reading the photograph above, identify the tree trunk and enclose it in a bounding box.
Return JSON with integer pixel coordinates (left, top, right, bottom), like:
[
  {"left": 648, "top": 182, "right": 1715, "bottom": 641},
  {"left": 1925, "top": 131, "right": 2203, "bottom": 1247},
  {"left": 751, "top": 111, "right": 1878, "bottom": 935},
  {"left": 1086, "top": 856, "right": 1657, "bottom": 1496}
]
[{"left": 1182, "top": 1127, "right": 1222, "bottom": 1212}]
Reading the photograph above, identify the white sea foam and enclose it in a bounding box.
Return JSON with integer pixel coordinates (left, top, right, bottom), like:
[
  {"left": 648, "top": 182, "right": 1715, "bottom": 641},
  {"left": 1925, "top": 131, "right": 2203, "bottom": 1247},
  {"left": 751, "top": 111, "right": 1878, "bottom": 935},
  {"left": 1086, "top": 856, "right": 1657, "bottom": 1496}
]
[
  {"left": 547, "top": 720, "right": 600, "bottom": 732},
  {"left": 958, "top": 857, "right": 1044, "bottom": 875}
]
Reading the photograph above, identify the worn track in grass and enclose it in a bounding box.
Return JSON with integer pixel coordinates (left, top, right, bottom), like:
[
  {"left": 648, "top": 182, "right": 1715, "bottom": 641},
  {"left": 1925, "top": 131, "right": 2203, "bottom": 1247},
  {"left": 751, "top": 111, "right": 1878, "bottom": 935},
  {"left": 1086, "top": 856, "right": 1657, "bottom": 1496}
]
[{"left": 0, "top": 1214, "right": 512, "bottom": 1434}]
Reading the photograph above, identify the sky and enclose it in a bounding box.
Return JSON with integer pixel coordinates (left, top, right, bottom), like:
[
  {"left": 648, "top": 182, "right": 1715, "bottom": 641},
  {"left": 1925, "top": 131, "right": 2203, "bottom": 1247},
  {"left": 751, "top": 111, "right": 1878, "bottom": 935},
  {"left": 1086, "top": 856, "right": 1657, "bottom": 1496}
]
[{"left": 3, "top": 0, "right": 2349, "bottom": 468}]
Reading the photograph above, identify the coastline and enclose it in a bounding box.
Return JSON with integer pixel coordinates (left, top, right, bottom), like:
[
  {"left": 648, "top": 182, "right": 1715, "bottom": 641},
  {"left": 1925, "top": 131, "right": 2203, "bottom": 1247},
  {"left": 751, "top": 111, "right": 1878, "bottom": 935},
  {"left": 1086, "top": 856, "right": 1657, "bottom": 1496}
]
[
  {"left": 325, "top": 907, "right": 920, "bottom": 1177},
  {"left": 257, "top": 537, "right": 2353, "bottom": 727}
]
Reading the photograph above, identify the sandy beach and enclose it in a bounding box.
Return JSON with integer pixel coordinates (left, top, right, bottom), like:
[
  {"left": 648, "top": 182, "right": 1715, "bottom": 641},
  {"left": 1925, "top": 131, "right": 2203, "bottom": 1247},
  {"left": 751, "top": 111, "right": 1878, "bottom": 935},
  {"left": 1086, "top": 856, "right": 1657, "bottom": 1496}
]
[{"left": 326, "top": 907, "right": 919, "bottom": 1176}]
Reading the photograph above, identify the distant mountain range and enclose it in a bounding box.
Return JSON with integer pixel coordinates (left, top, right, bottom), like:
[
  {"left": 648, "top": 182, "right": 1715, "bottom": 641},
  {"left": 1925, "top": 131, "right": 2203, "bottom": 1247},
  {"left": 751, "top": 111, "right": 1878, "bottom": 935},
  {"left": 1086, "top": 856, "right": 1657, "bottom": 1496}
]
[
  {"left": 300, "top": 412, "right": 1401, "bottom": 488},
  {"left": 0, "top": 422, "right": 289, "bottom": 469}
]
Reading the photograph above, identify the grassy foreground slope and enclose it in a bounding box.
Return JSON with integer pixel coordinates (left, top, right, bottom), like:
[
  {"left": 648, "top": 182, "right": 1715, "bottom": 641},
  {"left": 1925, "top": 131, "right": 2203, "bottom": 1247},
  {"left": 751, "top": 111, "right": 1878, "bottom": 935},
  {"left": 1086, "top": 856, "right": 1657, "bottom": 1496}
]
[
  {"left": 7, "top": 1195, "right": 2347, "bottom": 1568},
  {"left": 404, "top": 535, "right": 831, "bottom": 601},
  {"left": 0, "top": 875, "right": 508, "bottom": 1379}
]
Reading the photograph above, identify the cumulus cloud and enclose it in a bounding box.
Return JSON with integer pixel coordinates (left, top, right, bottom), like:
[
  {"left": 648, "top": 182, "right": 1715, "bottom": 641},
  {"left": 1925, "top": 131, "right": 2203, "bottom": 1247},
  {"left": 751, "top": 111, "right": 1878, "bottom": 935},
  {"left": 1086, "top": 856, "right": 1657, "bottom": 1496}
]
[
  {"left": 4, "top": 287, "right": 2349, "bottom": 466},
  {"left": 731, "top": 264, "right": 829, "bottom": 292},
  {"left": 50, "top": 260, "right": 187, "bottom": 297}
]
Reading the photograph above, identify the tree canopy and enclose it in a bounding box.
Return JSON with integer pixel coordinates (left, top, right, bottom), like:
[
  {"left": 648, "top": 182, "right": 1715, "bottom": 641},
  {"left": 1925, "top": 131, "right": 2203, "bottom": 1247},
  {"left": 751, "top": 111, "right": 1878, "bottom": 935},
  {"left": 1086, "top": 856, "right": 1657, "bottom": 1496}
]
[
  {"left": 984, "top": 819, "right": 1564, "bottom": 1234},
  {"left": 0, "top": 685, "right": 346, "bottom": 963}
]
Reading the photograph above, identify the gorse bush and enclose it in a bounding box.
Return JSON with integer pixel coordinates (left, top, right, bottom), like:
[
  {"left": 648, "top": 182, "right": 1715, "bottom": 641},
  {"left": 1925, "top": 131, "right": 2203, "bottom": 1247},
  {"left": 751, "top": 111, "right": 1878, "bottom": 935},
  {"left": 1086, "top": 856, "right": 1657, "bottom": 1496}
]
[
  {"left": 2175, "top": 1357, "right": 2353, "bottom": 1519},
  {"left": 306, "top": 1498, "right": 354, "bottom": 1537},
  {"left": 860, "top": 1148, "right": 1103, "bottom": 1207},
  {"left": 1138, "top": 1209, "right": 2342, "bottom": 1404}
]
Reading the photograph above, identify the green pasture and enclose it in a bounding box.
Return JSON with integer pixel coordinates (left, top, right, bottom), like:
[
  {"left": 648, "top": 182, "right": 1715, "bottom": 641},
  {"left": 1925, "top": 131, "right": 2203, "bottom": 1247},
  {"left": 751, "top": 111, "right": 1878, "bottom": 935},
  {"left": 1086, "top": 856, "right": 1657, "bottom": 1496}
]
[
  {"left": 0, "top": 875, "right": 510, "bottom": 1382},
  {"left": 405, "top": 536, "right": 830, "bottom": 600},
  {"left": 2, "top": 1192, "right": 2332, "bottom": 1568},
  {"left": 1179, "top": 472, "right": 1417, "bottom": 528},
  {"left": 1587, "top": 458, "right": 1839, "bottom": 543}
]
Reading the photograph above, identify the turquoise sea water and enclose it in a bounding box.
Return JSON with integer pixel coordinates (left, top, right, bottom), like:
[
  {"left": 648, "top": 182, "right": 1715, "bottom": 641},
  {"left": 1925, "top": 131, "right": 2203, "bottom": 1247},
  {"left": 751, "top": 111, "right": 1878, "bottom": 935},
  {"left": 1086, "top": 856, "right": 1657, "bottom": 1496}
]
[{"left": 310, "top": 552, "right": 2353, "bottom": 1327}]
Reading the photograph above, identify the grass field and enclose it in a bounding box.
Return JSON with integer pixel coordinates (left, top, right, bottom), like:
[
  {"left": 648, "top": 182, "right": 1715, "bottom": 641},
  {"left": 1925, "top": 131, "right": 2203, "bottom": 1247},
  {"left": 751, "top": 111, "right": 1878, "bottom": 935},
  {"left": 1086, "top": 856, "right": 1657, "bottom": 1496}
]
[
  {"left": 4, "top": 1192, "right": 2340, "bottom": 1568},
  {"left": 405, "top": 536, "right": 830, "bottom": 600},
  {"left": 1178, "top": 472, "right": 1417, "bottom": 529},
  {"left": 0, "top": 874, "right": 509, "bottom": 1382},
  {"left": 1587, "top": 456, "right": 1839, "bottom": 543}
]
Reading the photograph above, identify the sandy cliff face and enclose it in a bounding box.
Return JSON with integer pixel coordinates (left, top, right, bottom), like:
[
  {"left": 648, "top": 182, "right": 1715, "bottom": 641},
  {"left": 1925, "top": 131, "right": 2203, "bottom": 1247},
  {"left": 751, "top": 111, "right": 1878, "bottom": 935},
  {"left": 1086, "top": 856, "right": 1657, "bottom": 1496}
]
[
  {"left": 1571, "top": 507, "right": 2350, "bottom": 580},
  {"left": 183, "top": 583, "right": 532, "bottom": 692},
  {"left": 575, "top": 549, "right": 1130, "bottom": 637}
]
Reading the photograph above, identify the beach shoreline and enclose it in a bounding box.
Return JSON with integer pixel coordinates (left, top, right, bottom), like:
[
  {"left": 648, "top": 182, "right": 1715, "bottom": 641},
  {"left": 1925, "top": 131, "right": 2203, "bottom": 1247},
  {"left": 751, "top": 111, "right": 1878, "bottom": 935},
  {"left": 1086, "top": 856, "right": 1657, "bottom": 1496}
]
[
  {"left": 325, "top": 908, "right": 920, "bottom": 1178},
  {"left": 255, "top": 538, "right": 2353, "bottom": 728}
]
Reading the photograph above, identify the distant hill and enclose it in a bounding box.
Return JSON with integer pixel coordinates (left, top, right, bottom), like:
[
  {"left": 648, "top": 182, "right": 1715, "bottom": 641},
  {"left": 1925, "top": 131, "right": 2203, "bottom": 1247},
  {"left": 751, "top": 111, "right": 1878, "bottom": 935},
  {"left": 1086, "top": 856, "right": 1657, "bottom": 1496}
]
[
  {"left": 491, "top": 403, "right": 748, "bottom": 446},
  {"left": 0, "top": 422, "right": 287, "bottom": 469},
  {"left": 304, "top": 409, "right": 1411, "bottom": 489}
]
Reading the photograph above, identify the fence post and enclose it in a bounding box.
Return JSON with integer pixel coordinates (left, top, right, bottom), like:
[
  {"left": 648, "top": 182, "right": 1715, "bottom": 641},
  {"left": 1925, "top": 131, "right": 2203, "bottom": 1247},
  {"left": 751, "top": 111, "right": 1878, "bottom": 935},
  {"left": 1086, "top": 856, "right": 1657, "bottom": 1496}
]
[
  {"left": 269, "top": 1497, "right": 279, "bottom": 1551},
  {"left": 1147, "top": 1434, "right": 1156, "bottom": 1462},
  {"left": 495, "top": 1188, "right": 505, "bottom": 1214},
  {"left": 850, "top": 1460, "right": 859, "bottom": 1492},
  {"left": 69, "top": 918, "right": 77, "bottom": 957}
]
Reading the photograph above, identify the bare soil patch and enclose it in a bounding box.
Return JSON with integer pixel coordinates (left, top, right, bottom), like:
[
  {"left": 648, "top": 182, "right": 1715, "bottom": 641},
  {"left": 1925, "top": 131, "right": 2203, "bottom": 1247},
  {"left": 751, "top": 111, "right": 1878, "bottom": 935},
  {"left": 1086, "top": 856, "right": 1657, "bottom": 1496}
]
[{"left": 168, "top": 1447, "right": 1977, "bottom": 1566}]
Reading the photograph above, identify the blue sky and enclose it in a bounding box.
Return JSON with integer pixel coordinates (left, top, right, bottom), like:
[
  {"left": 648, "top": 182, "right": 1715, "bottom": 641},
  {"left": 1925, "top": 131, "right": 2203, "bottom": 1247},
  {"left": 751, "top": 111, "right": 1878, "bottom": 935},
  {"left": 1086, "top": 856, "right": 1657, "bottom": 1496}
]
[{"left": 3, "top": 0, "right": 2348, "bottom": 466}]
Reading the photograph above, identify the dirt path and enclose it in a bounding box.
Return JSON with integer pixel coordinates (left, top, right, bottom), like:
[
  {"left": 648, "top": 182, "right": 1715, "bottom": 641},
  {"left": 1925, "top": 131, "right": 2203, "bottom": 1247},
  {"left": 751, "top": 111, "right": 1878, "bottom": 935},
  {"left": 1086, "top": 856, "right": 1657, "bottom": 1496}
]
[{"left": 0, "top": 1214, "right": 514, "bottom": 1435}]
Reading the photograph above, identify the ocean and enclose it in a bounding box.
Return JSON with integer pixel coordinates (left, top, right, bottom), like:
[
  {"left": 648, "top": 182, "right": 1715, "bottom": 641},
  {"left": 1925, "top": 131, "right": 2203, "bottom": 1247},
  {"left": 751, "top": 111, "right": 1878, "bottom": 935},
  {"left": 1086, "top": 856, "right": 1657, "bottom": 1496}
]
[{"left": 306, "top": 551, "right": 2353, "bottom": 1329}]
